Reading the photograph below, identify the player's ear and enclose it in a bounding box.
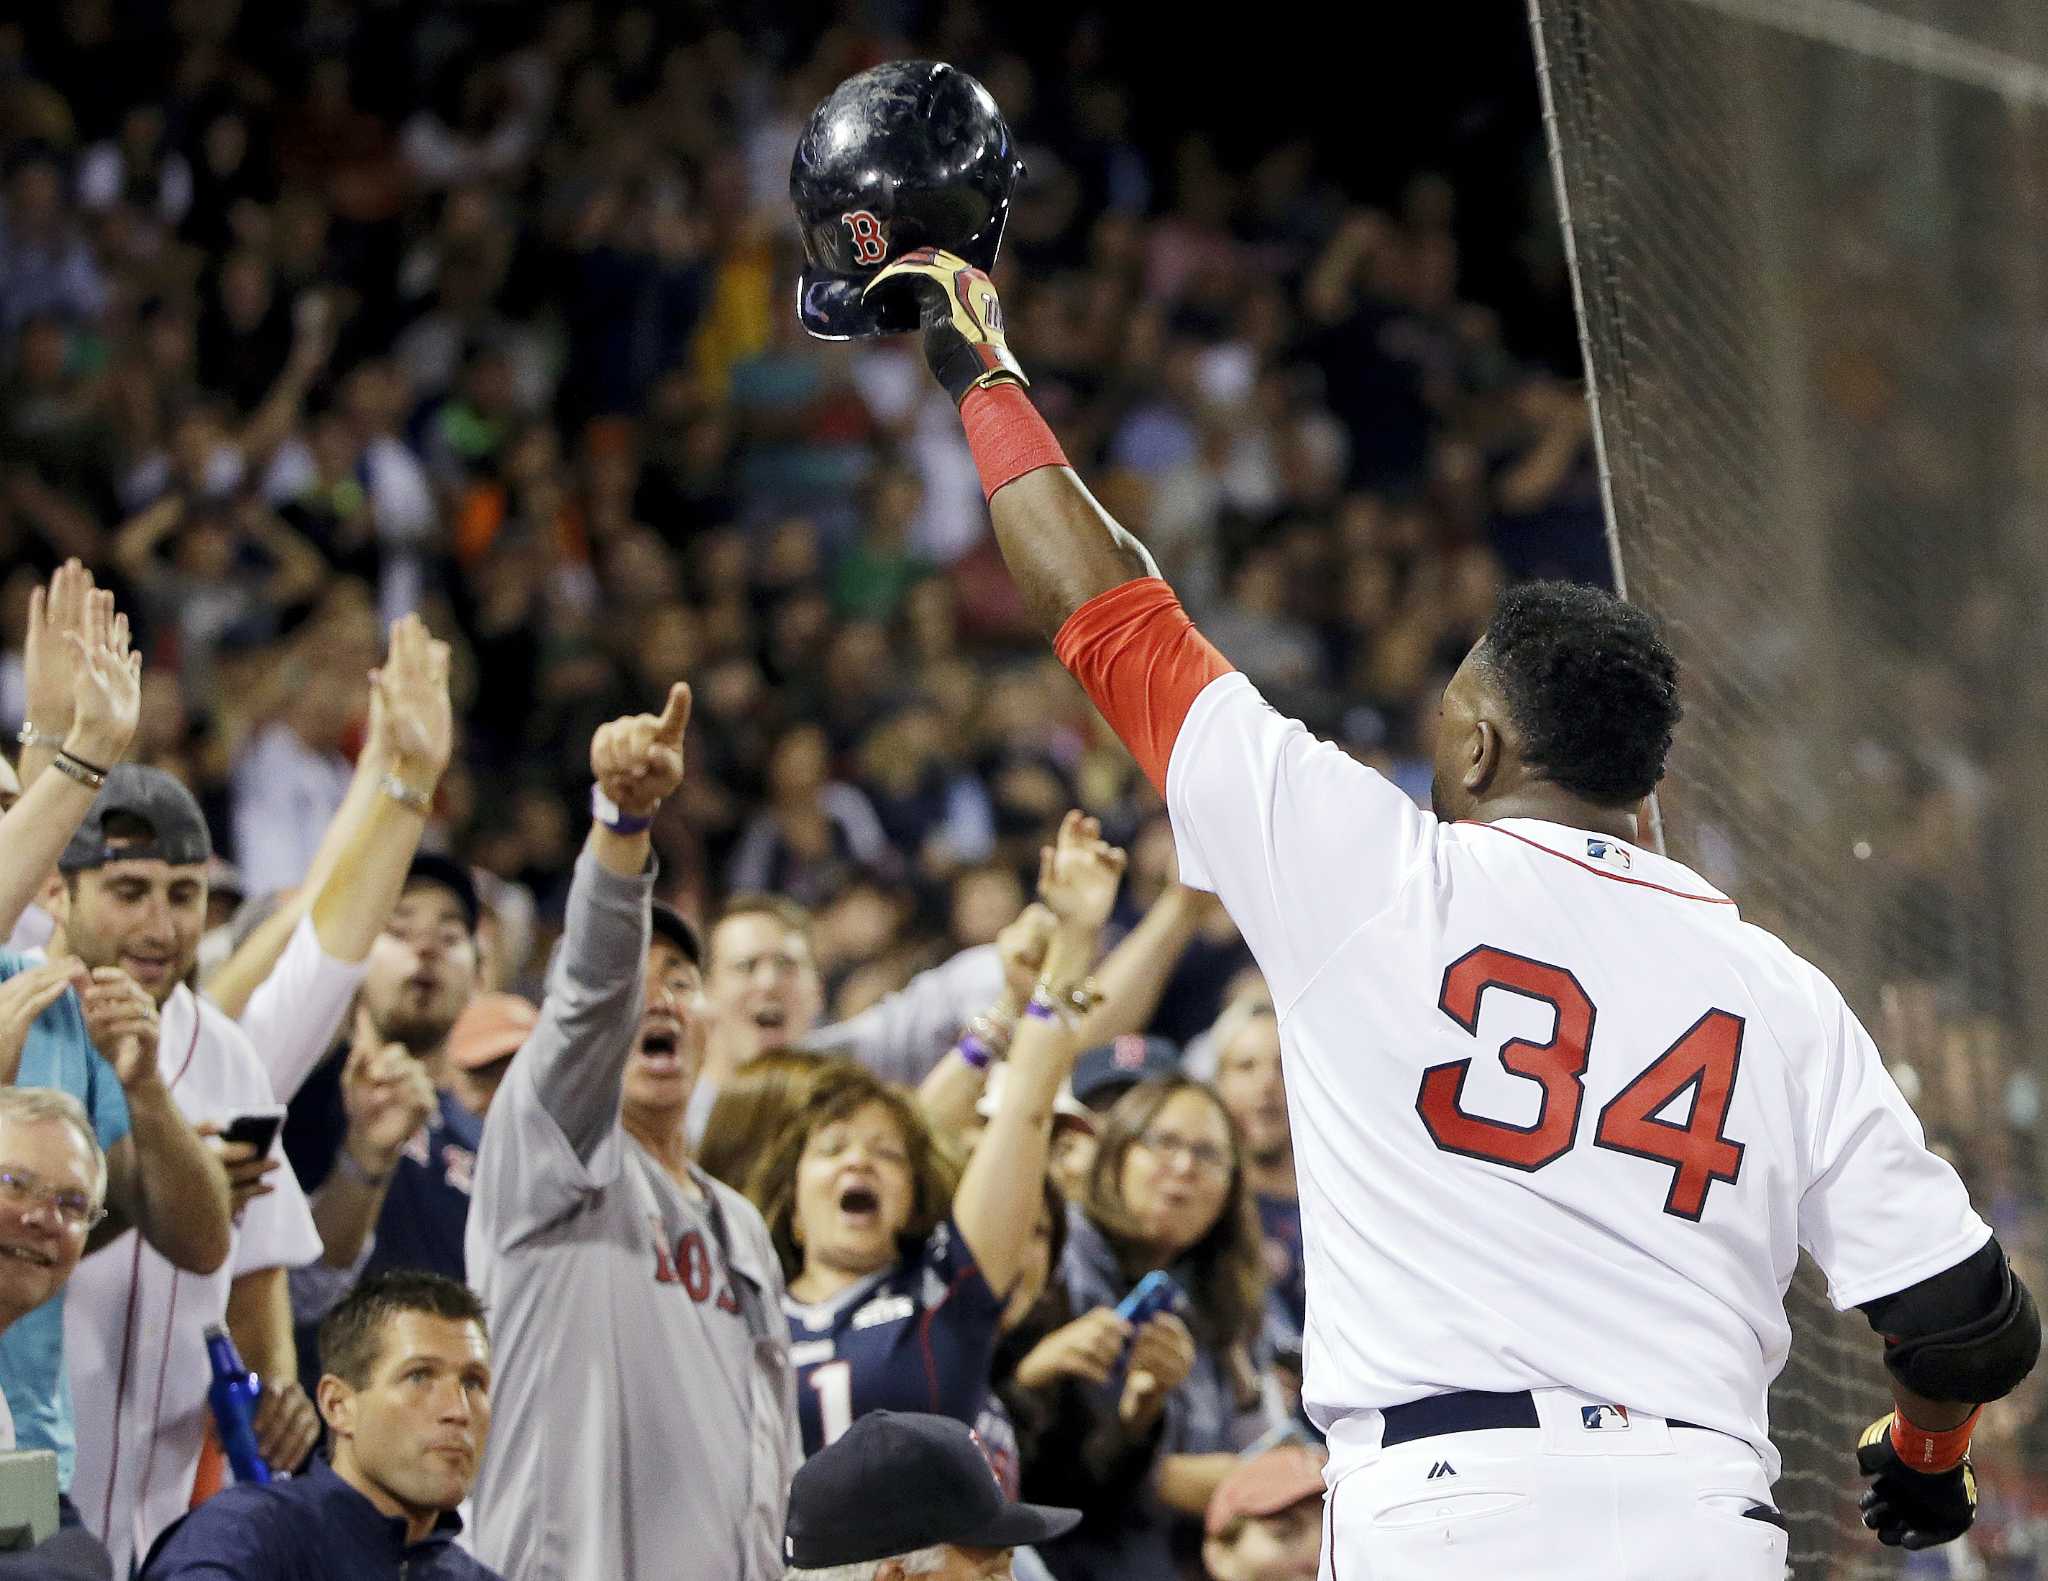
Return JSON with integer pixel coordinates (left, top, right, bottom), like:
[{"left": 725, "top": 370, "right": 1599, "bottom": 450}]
[{"left": 1465, "top": 717, "right": 1502, "bottom": 795}]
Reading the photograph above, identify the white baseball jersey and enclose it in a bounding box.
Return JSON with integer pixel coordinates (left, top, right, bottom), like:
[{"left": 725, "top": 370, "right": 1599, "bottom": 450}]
[
  {"left": 67, "top": 982, "right": 322, "bottom": 1572},
  {"left": 1167, "top": 671, "right": 1987, "bottom": 1484}
]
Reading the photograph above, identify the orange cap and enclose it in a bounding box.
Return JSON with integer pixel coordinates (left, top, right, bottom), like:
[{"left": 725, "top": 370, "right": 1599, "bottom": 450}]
[
  {"left": 446, "top": 992, "right": 539, "bottom": 1071},
  {"left": 1204, "top": 1445, "right": 1327, "bottom": 1539}
]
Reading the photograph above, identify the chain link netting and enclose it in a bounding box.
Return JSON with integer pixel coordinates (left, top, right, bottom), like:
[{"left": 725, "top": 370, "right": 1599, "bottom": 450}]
[{"left": 1529, "top": 0, "right": 2048, "bottom": 1572}]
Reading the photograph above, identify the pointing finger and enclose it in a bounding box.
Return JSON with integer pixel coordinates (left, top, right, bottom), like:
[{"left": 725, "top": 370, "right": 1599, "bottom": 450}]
[
  {"left": 351, "top": 1007, "right": 382, "bottom": 1062},
  {"left": 653, "top": 682, "right": 692, "bottom": 744}
]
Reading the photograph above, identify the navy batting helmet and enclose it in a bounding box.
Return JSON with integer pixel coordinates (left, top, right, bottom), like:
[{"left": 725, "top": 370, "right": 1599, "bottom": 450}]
[{"left": 790, "top": 60, "right": 1024, "bottom": 340}]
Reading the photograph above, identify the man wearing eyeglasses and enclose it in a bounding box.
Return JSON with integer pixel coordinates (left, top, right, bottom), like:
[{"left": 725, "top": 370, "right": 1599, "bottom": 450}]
[
  {"left": 0, "top": 1088, "right": 107, "bottom": 1375},
  {"left": 0, "top": 1084, "right": 121, "bottom": 1580}
]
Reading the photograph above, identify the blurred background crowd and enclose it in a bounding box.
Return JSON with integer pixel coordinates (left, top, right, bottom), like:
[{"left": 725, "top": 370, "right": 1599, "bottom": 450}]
[{"left": 0, "top": 0, "right": 2033, "bottom": 1577}]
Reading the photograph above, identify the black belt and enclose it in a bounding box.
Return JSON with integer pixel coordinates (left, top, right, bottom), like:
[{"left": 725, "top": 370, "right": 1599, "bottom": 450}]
[{"left": 1380, "top": 1389, "right": 1709, "bottom": 1448}]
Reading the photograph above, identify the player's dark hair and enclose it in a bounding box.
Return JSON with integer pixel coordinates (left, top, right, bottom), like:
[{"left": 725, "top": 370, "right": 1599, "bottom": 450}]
[
  {"left": 1479, "top": 581, "right": 1680, "bottom": 807},
  {"left": 318, "top": 1270, "right": 489, "bottom": 1389},
  {"left": 1084, "top": 1076, "right": 1268, "bottom": 1357},
  {"left": 744, "top": 1063, "right": 959, "bottom": 1282}
]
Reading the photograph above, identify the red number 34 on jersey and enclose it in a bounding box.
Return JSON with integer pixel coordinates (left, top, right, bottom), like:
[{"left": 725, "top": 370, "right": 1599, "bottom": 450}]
[{"left": 1416, "top": 945, "right": 1747, "bottom": 1221}]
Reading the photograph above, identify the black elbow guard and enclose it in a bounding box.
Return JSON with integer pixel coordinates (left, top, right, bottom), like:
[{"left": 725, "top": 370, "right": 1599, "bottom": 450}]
[{"left": 1873, "top": 1238, "right": 2042, "bottom": 1405}]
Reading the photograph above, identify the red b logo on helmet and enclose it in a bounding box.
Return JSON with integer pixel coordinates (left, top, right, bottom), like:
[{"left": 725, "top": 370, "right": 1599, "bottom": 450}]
[{"left": 842, "top": 211, "right": 888, "bottom": 266}]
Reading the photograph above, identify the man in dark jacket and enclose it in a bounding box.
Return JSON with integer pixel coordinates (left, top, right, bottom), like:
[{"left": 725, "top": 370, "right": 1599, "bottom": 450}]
[{"left": 140, "top": 1271, "right": 500, "bottom": 1580}]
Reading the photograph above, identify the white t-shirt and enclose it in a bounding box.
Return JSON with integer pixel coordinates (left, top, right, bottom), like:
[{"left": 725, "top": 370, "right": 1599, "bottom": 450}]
[
  {"left": 228, "top": 726, "right": 353, "bottom": 898},
  {"left": 65, "top": 983, "right": 322, "bottom": 1573},
  {"left": 238, "top": 915, "right": 370, "bottom": 1104},
  {"left": 1165, "top": 672, "right": 1989, "bottom": 1484}
]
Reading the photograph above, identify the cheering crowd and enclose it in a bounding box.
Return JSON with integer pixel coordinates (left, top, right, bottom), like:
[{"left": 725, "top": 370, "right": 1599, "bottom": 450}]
[{"left": 0, "top": 560, "right": 1322, "bottom": 1581}]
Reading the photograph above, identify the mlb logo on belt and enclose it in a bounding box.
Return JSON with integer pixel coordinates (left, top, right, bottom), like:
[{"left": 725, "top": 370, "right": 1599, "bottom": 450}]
[{"left": 1581, "top": 1404, "right": 1630, "bottom": 1431}]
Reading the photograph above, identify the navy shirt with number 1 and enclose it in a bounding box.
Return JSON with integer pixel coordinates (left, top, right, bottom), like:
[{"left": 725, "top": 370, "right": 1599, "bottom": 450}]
[{"left": 783, "top": 1217, "right": 1005, "bottom": 1456}]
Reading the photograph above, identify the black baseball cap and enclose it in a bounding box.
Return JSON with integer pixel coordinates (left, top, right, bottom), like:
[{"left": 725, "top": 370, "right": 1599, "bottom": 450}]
[
  {"left": 649, "top": 902, "right": 703, "bottom": 970},
  {"left": 1071, "top": 1034, "right": 1182, "bottom": 1110},
  {"left": 404, "top": 853, "right": 480, "bottom": 934},
  {"left": 785, "top": 1412, "right": 1079, "bottom": 1567},
  {"left": 59, "top": 765, "right": 211, "bottom": 871}
]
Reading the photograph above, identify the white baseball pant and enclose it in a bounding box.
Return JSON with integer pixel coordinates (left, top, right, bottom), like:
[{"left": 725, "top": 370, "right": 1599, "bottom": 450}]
[{"left": 1321, "top": 1388, "right": 1790, "bottom": 1581}]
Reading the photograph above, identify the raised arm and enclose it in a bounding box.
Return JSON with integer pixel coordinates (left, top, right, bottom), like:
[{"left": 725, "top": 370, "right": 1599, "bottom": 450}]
[
  {"left": 1072, "top": 882, "right": 1217, "bottom": 1049},
  {"left": 519, "top": 685, "right": 691, "bottom": 1162},
  {"left": 806, "top": 939, "right": 1005, "bottom": 1087},
  {"left": 916, "top": 902, "right": 1053, "bottom": 1141},
  {"left": 953, "top": 812, "right": 1124, "bottom": 1298},
  {"left": 0, "top": 577, "right": 140, "bottom": 936},
  {"left": 866, "top": 250, "right": 1427, "bottom": 1017},
  {"left": 864, "top": 250, "right": 1156, "bottom": 638},
  {"left": 210, "top": 616, "right": 451, "bottom": 1037},
  {"left": 237, "top": 292, "right": 333, "bottom": 472}
]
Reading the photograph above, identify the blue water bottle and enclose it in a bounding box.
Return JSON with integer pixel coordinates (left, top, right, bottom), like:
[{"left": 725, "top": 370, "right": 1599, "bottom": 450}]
[{"left": 204, "top": 1325, "right": 272, "bottom": 1485}]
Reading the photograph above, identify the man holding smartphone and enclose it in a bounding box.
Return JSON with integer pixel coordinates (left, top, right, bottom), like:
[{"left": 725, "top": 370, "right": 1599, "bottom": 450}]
[{"left": 56, "top": 767, "right": 323, "bottom": 1573}]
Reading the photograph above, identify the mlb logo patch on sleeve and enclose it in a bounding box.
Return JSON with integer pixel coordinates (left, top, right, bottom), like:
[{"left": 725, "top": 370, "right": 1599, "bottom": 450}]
[
  {"left": 1585, "top": 838, "right": 1633, "bottom": 872},
  {"left": 1581, "top": 1404, "right": 1630, "bottom": 1431}
]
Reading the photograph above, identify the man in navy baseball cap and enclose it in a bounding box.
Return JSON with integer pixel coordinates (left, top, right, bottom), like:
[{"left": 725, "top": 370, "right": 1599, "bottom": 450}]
[{"left": 784, "top": 1412, "right": 1079, "bottom": 1578}]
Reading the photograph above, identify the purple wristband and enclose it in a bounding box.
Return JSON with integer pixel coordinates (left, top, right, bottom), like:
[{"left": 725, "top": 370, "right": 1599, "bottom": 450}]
[
  {"left": 958, "top": 1032, "right": 996, "bottom": 1070},
  {"left": 1022, "top": 998, "right": 1061, "bottom": 1025}
]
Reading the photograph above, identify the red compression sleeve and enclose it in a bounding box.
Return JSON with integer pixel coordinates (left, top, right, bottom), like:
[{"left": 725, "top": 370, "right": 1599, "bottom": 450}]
[
  {"left": 1890, "top": 1408, "right": 1982, "bottom": 1475},
  {"left": 961, "top": 382, "right": 1069, "bottom": 500},
  {"left": 1053, "top": 579, "right": 1234, "bottom": 797}
]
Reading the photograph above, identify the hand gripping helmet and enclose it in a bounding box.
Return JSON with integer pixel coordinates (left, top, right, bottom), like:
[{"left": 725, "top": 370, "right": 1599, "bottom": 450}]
[{"left": 790, "top": 60, "right": 1025, "bottom": 340}]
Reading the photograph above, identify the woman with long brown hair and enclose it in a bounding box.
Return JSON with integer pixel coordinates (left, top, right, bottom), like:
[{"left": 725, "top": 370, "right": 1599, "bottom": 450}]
[
  {"left": 744, "top": 812, "right": 1127, "bottom": 1456},
  {"left": 1036, "top": 1072, "right": 1278, "bottom": 1580},
  {"left": 695, "top": 1047, "right": 849, "bottom": 1192}
]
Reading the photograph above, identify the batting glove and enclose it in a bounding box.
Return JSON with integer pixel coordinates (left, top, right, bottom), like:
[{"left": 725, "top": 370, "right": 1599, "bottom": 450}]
[
  {"left": 1856, "top": 1412, "right": 1978, "bottom": 1549},
  {"left": 863, "top": 247, "right": 1026, "bottom": 405}
]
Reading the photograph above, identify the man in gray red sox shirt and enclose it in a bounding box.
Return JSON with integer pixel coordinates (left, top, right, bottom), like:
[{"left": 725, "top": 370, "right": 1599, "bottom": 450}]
[{"left": 465, "top": 684, "right": 798, "bottom": 1581}]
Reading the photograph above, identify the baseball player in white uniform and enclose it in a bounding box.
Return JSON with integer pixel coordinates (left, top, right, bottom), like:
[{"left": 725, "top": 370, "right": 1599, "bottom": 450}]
[{"left": 850, "top": 243, "right": 2042, "bottom": 1579}]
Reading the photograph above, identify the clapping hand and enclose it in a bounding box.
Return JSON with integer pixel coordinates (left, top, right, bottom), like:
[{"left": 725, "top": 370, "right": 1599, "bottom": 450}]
[
  {"left": 590, "top": 683, "right": 692, "bottom": 819},
  {"left": 81, "top": 969, "right": 162, "bottom": 1091},
  {"left": 0, "top": 958, "right": 86, "bottom": 1086}
]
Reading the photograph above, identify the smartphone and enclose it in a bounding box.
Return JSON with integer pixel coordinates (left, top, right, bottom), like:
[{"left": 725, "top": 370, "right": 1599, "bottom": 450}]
[
  {"left": 1115, "top": 1269, "right": 1181, "bottom": 1327},
  {"left": 219, "top": 1107, "right": 286, "bottom": 1155}
]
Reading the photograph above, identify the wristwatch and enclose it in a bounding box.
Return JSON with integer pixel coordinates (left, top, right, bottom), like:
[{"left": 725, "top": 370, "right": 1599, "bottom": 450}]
[{"left": 590, "top": 784, "right": 654, "bottom": 835}]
